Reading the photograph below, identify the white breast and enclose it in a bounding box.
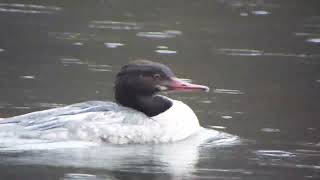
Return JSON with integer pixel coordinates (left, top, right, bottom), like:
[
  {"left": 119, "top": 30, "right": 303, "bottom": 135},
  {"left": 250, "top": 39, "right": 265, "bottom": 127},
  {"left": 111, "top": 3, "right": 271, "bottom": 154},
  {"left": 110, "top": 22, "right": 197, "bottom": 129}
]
[{"left": 151, "top": 99, "right": 201, "bottom": 142}]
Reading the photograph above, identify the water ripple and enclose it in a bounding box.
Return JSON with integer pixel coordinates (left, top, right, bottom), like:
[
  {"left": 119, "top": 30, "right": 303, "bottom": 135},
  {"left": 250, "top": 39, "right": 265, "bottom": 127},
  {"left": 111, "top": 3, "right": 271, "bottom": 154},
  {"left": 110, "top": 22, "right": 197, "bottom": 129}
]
[
  {"left": 60, "top": 57, "right": 85, "bottom": 65},
  {"left": 0, "top": 102, "right": 64, "bottom": 110},
  {"left": 63, "top": 173, "right": 117, "bottom": 180},
  {"left": 137, "top": 30, "right": 182, "bottom": 39},
  {"left": 216, "top": 48, "right": 320, "bottom": 58},
  {"left": 60, "top": 57, "right": 112, "bottom": 72},
  {"left": 49, "top": 32, "right": 92, "bottom": 41},
  {"left": 214, "top": 89, "right": 244, "bottom": 95},
  {"left": 89, "top": 20, "right": 142, "bottom": 30},
  {"left": 255, "top": 150, "right": 296, "bottom": 157},
  {"left": 88, "top": 64, "right": 112, "bottom": 72},
  {"left": 0, "top": 3, "right": 61, "bottom": 14},
  {"left": 217, "top": 48, "right": 263, "bottom": 56}
]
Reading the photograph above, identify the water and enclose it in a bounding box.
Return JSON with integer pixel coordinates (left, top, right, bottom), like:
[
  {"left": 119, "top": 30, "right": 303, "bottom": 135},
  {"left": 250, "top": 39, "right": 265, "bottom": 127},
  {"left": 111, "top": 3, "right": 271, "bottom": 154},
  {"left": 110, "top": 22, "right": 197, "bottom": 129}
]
[{"left": 0, "top": 0, "right": 319, "bottom": 179}]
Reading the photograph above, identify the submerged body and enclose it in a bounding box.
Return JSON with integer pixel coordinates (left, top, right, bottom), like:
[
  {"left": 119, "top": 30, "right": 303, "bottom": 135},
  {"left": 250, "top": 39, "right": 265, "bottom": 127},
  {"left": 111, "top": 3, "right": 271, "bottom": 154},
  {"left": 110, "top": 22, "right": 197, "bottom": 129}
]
[{"left": 0, "top": 96, "right": 201, "bottom": 144}]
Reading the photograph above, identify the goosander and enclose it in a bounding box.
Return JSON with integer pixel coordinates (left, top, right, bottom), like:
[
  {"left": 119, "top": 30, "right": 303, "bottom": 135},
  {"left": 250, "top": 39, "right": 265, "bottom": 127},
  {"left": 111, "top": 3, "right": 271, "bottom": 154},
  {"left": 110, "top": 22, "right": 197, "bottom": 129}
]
[{"left": 0, "top": 60, "right": 209, "bottom": 144}]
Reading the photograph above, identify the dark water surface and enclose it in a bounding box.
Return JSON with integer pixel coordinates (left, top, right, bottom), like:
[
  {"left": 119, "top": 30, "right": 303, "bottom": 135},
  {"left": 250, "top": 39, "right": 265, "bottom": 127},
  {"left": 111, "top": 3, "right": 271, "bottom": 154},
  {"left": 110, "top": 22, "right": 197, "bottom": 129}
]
[{"left": 0, "top": 0, "right": 320, "bottom": 179}]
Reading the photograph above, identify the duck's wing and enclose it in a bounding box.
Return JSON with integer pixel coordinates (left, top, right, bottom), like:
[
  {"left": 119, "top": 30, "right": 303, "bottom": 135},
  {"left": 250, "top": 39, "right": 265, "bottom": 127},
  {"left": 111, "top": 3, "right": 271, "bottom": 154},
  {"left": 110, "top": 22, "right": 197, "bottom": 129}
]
[
  {"left": 0, "top": 101, "right": 161, "bottom": 144},
  {"left": 0, "top": 101, "right": 123, "bottom": 130}
]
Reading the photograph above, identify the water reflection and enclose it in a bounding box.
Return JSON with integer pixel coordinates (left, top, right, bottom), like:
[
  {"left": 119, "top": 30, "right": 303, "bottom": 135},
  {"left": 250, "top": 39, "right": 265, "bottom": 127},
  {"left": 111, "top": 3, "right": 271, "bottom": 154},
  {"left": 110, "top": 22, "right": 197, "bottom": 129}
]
[{"left": 0, "top": 129, "right": 239, "bottom": 178}]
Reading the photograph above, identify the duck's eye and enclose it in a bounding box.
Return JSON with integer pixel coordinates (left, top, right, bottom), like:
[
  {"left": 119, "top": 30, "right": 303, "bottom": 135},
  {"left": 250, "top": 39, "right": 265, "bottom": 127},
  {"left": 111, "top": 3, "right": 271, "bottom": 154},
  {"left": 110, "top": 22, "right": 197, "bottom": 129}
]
[{"left": 153, "top": 74, "right": 161, "bottom": 80}]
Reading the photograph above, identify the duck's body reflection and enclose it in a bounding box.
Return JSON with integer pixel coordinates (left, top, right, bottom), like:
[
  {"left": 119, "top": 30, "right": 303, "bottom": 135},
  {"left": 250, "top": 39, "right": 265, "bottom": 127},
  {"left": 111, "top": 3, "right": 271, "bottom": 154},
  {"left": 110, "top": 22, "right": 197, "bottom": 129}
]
[{"left": 1, "top": 128, "right": 239, "bottom": 177}]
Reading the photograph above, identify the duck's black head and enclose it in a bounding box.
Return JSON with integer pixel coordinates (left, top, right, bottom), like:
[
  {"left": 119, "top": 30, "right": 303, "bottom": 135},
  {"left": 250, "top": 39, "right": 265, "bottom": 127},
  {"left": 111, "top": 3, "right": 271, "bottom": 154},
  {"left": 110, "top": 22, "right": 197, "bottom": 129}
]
[{"left": 114, "top": 60, "right": 209, "bottom": 117}]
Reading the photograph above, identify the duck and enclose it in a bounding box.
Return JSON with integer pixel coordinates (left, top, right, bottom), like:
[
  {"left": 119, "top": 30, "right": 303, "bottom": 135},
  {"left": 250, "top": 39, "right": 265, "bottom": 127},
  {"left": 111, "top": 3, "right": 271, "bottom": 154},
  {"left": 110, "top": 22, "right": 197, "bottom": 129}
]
[{"left": 0, "top": 60, "right": 210, "bottom": 144}]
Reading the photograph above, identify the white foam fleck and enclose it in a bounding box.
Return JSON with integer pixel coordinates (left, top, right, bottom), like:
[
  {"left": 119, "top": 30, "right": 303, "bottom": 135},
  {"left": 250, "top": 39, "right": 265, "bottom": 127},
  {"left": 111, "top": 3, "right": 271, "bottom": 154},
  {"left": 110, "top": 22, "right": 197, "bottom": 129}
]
[
  {"left": 88, "top": 64, "right": 112, "bottom": 72},
  {"left": 104, "top": 42, "right": 124, "bottom": 48},
  {"left": 200, "top": 100, "right": 212, "bottom": 104},
  {"left": 252, "top": 10, "right": 270, "bottom": 16},
  {"left": 306, "top": 38, "right": 320, "bottom": 43},
  {"left": 209, "top": 126, "right": 226, "bottom": 130},
  {"left": 0, "top": 3, "right": 61, "bottom": 14},
  {"left": 64, "top": 173, "right": 97, "bottom": 178},
  {"left": 20, "top": 75, "right": 35, "bottom": 79},
  {"left": 0, "top": 48, "right": 4, "bottom": 52},
  {"left": 261, "top": 128, "right": 280, "bottom": 133},
  {"left": 255, "top": 150, "right": 295, "bottom": 157},
  {"left": 155, "top": 50, "right": 177, "bottom": 54},
  {"left": 294, "top": 32, "right": 313, "bottom": 36},
  {"left": 214, "top": 89, "right": 244, "bottom": 95},
  {"left": 221, "top": 116, "right": 232, "bottom": 119},
  {"left": 89, "top": 21, "right": 141, "bottom": 30},
  {"left": 240, "top": 12, "right": 249, "bottom": 16},
  {"left": 217, "top": 48, "right": 263, "bottom": 56},
  {"left": 164, "top": 30, "right": 183, "bottom": 35},
  {"left": 14, "top": 106, "right": 31, "bottom": 110},
  {"left": 137, "top": 30, "right": 182, "bottom": 39},
  {"left": 88, "top": 68, "right": 112, "bottom": 72},
  {"left": 73, "top": 42, "right": 83, "bottom": 46},
  {"left": 0, "top": 3, "right": 61, "bottom": 10},
  {"left": 157, "top": 45, "right": 169, "bottom": 49},
  {"left": 60, "top": 58, "right": 85, "bottom": 65},
  {"left": 36, "top": 103, "right": 65, "bottom": 108}
]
